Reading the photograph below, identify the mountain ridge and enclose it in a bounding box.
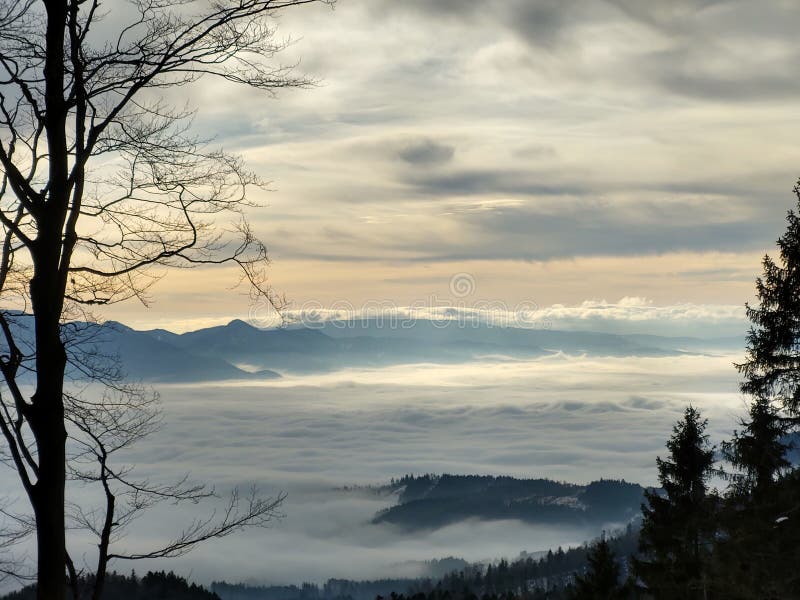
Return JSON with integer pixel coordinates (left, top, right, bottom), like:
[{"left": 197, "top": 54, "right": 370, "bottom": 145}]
[{"left": 0, "top": 313, "right": 743, "bottom": 382}]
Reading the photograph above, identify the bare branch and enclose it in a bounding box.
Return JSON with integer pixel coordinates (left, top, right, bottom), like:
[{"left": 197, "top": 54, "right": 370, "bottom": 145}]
[{"left": 108, "top": 487, "right": 286, "bottom": 561}]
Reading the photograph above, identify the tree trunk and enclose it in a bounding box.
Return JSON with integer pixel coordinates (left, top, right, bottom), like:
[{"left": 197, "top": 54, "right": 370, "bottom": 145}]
[
  {"left": 35, "top": 0, "right": 70, "bottom": 596},
  {"left": 29, "top": 251, "right": 68, "bottom": 600},
  {"left": 31, "top": 419, "right": 67, "bottom": 600}
]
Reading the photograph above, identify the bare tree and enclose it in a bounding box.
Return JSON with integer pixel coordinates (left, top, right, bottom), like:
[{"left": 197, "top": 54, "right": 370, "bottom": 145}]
[
  {"left": 64, "top": 384, "right": 284, "bottom": 600},
  {"left": 0, "top": 0, "right": 331, "bottom": 597}
]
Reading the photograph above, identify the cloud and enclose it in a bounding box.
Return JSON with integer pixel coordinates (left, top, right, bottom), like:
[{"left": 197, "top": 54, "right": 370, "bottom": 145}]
[
  {"left": 270, "top": 297, "right": 745, "bottom": 337},
  {"left": 500, "top": 0, "right": 586, "bottom": 48},
  {"left": 605, "top": 0, "right": 730, "bottom": 29},
  {"left": 398, "top": 139, "right": 455, "bottom": 166},
  {"left": 529, "top": 298, "right": 745, "bottom": 336},
  {"left": 37, "top": 352, "right": 742, "bottom": 586},
  {"left": 408, "top": 168, "right": 585, "bottom": 197},
  {"left": 0, "top": 350, "right": 746, "bottom": 589},
  {"left": 373, "top": 0, "right": 593, "bottom": 49},
  {"left": 94, "top": 0, "right": 800, "bottom": 334}
]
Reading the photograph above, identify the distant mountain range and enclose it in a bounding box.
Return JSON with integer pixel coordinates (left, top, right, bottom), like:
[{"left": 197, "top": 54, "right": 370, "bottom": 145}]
[
  {"left": 370, "top": 474, "right": 648, "bottom": 532},
  {"left": 0, "top": 313, "right": 743, "bottom": 383}
]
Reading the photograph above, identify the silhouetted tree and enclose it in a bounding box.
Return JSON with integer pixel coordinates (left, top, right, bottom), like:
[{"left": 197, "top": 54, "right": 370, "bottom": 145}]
[
  {"left": 737, "top": 182, "right": 800, "bottom": 418},
  {"left": 721, "top": 396, "right": 790, "bottom": 499},
  {"left": 708, "top": 189, "right": 800, "bottom": 598},
  {"left": 0, "top": 0, "right": 332, "bottom": 597},
  {"left": 1, "top": 570, "right": 222, "bottom": 600},
  {"left": 634, "top": 406, "right": 715, "bottom": 599},
  {"left": 728, "top": 182, "right": 799, "bottom": 500},
  {"left": 570, "top": 536, "right": 627, "bottom": 600},
  {"left": 712, "top": 396, "right": 791, "bottom": 597}
]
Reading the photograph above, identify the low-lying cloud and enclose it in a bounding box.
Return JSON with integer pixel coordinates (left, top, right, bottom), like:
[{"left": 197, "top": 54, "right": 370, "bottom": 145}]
[
  {"left": 0, "top": 352, "right": 739, "bottom": 587},
  {"left": 268, "top": 297, "right": 746, "bottom": 337},
  {"left": 0, "top": 350, "right": 748, "bottom": 590}
]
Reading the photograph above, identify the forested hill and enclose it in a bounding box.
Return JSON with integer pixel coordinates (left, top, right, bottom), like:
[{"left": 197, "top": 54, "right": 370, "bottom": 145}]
[{"left": 371, "top": 475, "right": 646, "bottom": 531}]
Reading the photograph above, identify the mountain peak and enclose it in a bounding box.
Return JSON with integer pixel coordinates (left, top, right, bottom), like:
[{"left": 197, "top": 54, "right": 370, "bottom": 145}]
[{"left": 226, "top": 318, "right": 257, "bottom": 330}]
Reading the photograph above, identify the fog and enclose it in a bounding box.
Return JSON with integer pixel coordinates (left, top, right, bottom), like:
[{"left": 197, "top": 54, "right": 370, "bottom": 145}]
[{"left": 0, "top": 352, "right": 746, "bottom": 587}]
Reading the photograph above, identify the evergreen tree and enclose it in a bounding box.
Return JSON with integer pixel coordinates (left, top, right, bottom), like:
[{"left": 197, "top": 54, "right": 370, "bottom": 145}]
[
  {"left": 721, "top": 395, "right": 790, "bottom": 498},
  {"left": 737, "top": 183, "right": 800, "bottom": 416},
  {"left": 634, "top": 406, "right": 715, "bottom": 599},
  {"left": 709, "top": 187, "right": 800, "bottom": 598},
  {"left": 723, "top": 184, "right": 799, "bottom": 502},
  {"left": 712, "top": 397, "right": 791, "bottom": 597},
  {"left": 570, "top": 536, "right": 626, "bottom": 600}
]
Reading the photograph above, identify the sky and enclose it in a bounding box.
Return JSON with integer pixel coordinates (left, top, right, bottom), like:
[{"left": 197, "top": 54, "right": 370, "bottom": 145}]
[{"left": 96, "top": 0, "right": 800, "bottom": 334}]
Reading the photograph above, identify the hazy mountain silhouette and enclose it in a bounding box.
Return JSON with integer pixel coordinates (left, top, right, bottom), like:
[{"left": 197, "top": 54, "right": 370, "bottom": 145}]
[
  {"left": 0, "top": 314, "right": 278, "bottom": 383},
  {"left": 85, "top": 321, "right": 282, "bottom": 382},
  {"left": 153, "top": 317, "right": 740, "bottom": 374},
  {"left": 0, "top": 314, "right": 743, "bottom": 381}
]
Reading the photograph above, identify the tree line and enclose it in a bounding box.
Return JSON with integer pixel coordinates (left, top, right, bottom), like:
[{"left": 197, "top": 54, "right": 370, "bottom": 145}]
[{"left": 1, "top": 571, "right": 221, "bottom": 600}]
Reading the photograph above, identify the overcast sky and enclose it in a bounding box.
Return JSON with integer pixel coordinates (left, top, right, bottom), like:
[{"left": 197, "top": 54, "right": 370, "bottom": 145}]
[{"left": 100, "top": 0, "right": 800, "bottom": 333}]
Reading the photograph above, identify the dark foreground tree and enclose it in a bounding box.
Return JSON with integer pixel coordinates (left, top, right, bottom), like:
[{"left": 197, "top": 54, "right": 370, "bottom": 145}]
[
  {"left": 570, "top": 535, "right": 629, "bottom": 600},
  {"left": 634, "top": 406, "right": 715, "bottom": 599},
  {"left": 721, "top": 395, "right": 790, "bottom": 500},
  {"left": 737, "top": 182, "right": 800, "bottom": 416},
  {"left": 710, "top": 186, "right": 800, "bottom": 598},
  {"left": 0, "top": 0, "right": 331, "bottom": 597},
  {"left": 713, "top": 396, "right": 792, "bottom": 597}
]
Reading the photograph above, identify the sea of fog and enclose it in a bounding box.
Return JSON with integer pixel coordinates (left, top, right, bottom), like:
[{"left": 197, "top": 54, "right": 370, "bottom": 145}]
[{"left": 0, "top": 352, "right": 747, "bottom": 587}]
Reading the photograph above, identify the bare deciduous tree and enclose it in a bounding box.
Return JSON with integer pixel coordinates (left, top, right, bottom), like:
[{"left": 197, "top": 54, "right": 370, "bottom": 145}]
[
  {"left": 65, "top": 384, "right": 284, "bottom": 600},
  {"left": 0, "top": 0, "right": 331, "bottom": 597}
]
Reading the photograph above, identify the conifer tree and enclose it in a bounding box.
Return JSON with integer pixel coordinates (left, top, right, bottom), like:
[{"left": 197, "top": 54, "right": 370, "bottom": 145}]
[
  {"left": 710, "top": 393, "right": 791, "bottom": 598},
  {"left": 726, "top": 185, "right": 799, "bottom": 498},
  {"left": 710, "top": 186, "right": 800, "bottom": 598},
  {"left": 634, "top": 406, "right": 715, "bottom": 599},
  {"left": 722, "top": 395, "right": 790, "bottom": 498},
  {"left": 737, "top": 183, "right": 800, "bottom": 416},
  {"left": 570, "top": 536, "right": 626, "bottom": 600}
]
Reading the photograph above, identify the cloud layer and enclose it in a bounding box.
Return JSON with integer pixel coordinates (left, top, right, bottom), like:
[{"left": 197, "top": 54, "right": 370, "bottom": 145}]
[
  {"left": 265, "top": 297, "right": 746, "bottom": 337},
  {"left": 94, "top": 0, "right": 798, "bottom": 328},
  {"left": 0, "top": 352, "right": 743, "bottom": 587}
]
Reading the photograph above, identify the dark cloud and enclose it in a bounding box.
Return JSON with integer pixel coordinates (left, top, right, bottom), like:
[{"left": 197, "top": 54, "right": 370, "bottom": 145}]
[
  {"left": 441, "top": 199, "right": 787, "bottom": 261},
  {"left": 369, "top": 0, "right": 800, "bottom": 102},
  {"left": 374, "top": 0, "right": 591, "bottom": 48},
  {"left": 605, "top": 0, "right": 731, "bottom": 30},
  {"left": 398, "top": 139, "right": 455, "bottom": 166},
  {"left": 657, "top": 69, "right": 800, "bottom": 102},
  {"left": 502, "top": 0, "right": 585, "bottom": 48},
  {"left": 368, "top": 0, "right": 484, "bottom": 21},
  {"left": 410, "top": 168, "right": 585, "bottom": 197},
  {"left": 264, "top": 190, "right": 790, "bottom": 264}
]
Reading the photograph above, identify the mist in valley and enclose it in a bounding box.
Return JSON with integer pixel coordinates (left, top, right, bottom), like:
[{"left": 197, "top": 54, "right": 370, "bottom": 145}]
[{"left": 16, "top": 350, "right": 742, "bottom": 587}]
